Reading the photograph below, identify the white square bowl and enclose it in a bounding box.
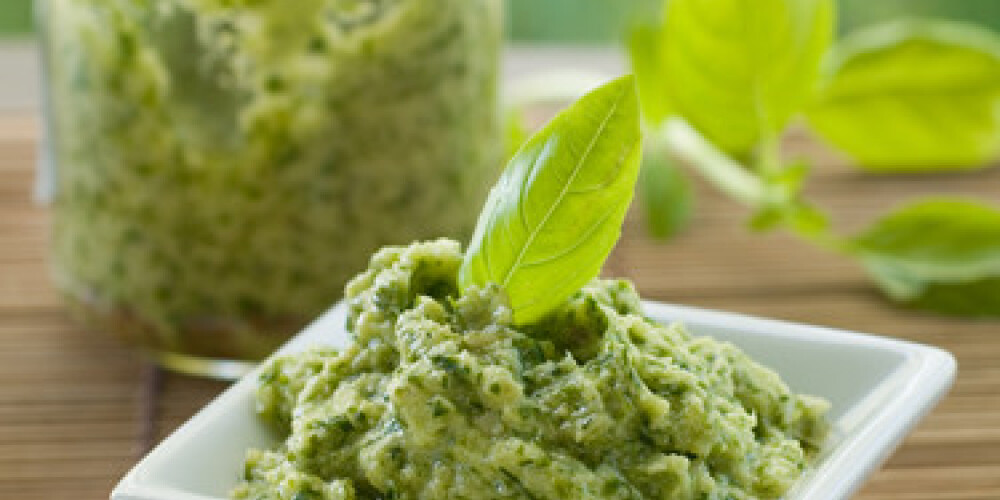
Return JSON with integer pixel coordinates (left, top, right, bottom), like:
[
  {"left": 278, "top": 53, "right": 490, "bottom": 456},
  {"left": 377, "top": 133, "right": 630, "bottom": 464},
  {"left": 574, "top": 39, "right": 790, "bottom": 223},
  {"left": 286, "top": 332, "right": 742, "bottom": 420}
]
[{"left": 111, "top": 301, "right": 956, "bottom": 500}]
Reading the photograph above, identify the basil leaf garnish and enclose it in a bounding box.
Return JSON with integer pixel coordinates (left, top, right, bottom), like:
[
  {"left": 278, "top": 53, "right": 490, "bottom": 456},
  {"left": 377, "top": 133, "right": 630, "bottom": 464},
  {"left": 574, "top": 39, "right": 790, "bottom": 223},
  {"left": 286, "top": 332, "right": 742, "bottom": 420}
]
[{"left": 459, "top": 76, "right": 642, "bottom": 325}]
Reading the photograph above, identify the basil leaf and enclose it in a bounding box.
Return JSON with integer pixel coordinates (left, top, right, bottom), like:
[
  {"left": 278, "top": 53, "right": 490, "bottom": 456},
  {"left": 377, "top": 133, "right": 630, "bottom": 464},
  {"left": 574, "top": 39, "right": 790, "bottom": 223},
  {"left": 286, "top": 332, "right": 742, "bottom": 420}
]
[
  {"left": 808, "top": 20, "right": 1000, "bottom": 171},
  {"left": 640, "top": 143, "right": 693, "bottom": 241},
  {"left": 459, "top": 76, "right": 642, "bottom": 325},
  {"left": 627, "top": 21, "right": 672, "bottom": 126},
  {"left": 661, "top": 0, "right": 835, "bottom": 156},
  {"left": 851, "top": 198, "right": 1000, "bottom": 316}
]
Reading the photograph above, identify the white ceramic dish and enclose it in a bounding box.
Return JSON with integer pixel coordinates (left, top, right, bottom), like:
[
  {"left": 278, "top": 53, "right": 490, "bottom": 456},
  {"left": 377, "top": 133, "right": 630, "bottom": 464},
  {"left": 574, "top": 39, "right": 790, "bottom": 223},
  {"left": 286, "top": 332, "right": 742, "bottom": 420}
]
[{"left": 111, "top": 301, "right": 956, "bottom": 500}]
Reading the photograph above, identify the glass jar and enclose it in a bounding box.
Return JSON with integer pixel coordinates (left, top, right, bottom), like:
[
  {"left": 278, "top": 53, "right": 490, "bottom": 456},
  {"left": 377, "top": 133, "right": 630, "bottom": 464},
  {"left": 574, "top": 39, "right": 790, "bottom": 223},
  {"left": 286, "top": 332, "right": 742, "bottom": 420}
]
[{"left": 37, "top": 0, "right": 501, "bottom": 377}]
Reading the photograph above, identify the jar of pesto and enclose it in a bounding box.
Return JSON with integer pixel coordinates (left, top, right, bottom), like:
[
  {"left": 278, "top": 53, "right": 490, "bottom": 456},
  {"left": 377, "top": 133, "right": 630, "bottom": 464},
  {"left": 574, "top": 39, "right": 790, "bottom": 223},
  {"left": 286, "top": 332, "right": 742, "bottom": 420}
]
[{"left": 37, "top": 0, "right": 501, "bottom": 377}]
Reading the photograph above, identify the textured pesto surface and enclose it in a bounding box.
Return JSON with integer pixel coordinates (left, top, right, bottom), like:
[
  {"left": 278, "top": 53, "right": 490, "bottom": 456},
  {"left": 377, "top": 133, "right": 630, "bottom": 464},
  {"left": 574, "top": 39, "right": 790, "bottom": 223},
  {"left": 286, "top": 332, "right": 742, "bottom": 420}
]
[
  {"left": 43, "top": 0, "right": 500, "bottom": 359},
  {"left": 233, "top": 239, "right": 829, "bottom": 500}
]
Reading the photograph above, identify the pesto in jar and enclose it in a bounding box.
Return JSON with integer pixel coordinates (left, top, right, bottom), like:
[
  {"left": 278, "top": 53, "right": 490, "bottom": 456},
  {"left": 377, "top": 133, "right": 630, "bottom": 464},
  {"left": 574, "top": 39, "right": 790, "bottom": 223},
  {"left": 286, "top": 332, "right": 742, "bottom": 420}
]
[
  {"left": 41, "top": 0, "right": 501, "bottom": 362},
  {"left": 234, "top": 239, "right": 830, "bottom": 500}
]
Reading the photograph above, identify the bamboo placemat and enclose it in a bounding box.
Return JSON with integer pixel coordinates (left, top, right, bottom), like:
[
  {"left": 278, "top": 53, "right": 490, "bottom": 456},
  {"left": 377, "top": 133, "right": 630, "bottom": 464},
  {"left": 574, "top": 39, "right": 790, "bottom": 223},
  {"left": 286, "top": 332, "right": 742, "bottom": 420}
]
[{"left": 1, "top": 112, "right": 998, "bottom": 499}]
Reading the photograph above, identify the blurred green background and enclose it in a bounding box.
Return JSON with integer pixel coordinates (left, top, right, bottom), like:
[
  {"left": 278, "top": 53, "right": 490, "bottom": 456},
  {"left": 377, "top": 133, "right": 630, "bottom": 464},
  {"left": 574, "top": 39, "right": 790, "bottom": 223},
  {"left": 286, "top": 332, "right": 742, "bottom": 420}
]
[{"left": 1, "top": 0, "right": 999, "bottom": 39}]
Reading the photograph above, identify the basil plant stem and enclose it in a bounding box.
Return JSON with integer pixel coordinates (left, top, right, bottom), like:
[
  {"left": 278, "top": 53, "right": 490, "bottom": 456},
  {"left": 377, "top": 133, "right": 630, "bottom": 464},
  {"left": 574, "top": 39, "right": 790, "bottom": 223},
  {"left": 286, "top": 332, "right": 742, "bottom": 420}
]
[{"left": 660, "top": 119, "right": 766, "bottom": 206}]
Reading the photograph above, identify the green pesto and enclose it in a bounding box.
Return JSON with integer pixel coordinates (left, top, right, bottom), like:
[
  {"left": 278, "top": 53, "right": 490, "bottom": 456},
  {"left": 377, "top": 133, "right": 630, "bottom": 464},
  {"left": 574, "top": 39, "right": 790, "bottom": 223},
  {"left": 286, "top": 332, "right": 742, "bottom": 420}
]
[
  {"left": 43, "top": 0, "right": 501, "bottom": 360},
  {"left": 234, "top": 239, "right": 829, "bottom": 500}
]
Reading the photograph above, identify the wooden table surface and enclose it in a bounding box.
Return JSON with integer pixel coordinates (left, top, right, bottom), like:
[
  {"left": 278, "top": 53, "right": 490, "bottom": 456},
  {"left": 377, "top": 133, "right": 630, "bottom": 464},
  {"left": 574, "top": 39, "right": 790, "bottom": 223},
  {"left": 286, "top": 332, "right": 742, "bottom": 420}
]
[{"left": 2, "top": 111, "right": 999, "bottom": 499}]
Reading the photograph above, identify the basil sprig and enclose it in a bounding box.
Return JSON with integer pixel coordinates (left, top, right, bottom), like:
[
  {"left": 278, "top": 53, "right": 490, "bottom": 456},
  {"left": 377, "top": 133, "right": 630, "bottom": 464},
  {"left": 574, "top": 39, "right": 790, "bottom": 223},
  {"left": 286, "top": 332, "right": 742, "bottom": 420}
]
[
  {"left": 460, "top": 76, "right": 642, "bottom": 325},
  {"left": 626, "top": 1, "right": 1000, "bottom": 317}
]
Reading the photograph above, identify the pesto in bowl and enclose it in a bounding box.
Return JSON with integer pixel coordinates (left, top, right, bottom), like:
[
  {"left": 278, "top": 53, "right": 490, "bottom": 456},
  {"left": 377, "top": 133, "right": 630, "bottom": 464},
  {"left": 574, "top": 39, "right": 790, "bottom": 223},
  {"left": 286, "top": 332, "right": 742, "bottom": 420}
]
[{"left": 234, "top": 239, "right": 829, "bottom": 500}]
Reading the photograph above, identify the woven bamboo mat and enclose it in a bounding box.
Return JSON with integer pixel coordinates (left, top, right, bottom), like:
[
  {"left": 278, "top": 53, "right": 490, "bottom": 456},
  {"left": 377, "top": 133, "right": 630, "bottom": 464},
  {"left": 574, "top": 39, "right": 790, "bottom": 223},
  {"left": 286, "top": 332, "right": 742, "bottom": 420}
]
[{"left": 1, "top": 112, "right": 999, "bottom": 499}]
